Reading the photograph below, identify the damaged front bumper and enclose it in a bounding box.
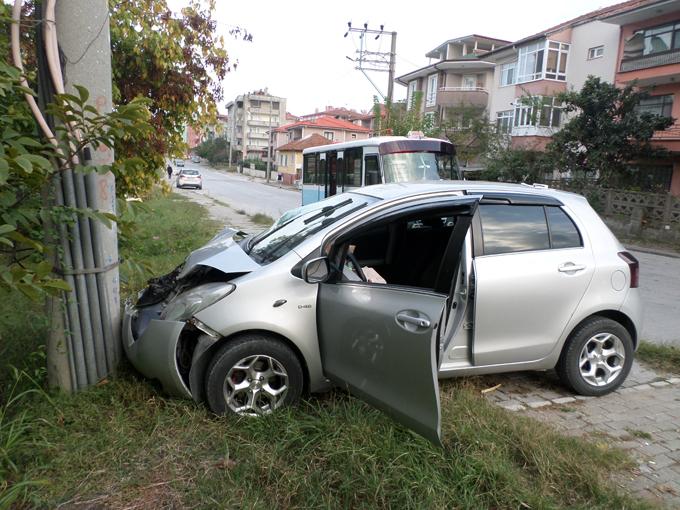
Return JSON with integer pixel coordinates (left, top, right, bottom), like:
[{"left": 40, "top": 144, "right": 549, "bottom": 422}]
[{"left": 123, "top": 302, "right": 192, "bottom": 399}]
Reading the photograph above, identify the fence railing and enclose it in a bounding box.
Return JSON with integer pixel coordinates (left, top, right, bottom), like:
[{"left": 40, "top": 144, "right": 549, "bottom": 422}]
[{"left": 542, "top": 180, "right": 680, "bottom": 227}]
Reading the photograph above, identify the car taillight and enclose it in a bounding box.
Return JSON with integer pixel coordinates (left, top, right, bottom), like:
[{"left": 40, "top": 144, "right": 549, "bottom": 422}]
[{"left": 618, "top": 251, "right": 639, "bottom": 288}]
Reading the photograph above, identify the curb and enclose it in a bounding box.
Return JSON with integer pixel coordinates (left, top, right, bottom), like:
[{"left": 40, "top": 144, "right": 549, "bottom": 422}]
[
  {"left": 626, "top": 244, "right": 680, "bottom": 260},
  {"left": 494, "top": 376, "right": 680, "bottom": 412}
]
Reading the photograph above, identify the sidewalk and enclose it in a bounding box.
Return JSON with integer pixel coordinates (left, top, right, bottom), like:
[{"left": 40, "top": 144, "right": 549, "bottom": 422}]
[{"left": 482, "top": 364, "right": 680, "bottom": 506}]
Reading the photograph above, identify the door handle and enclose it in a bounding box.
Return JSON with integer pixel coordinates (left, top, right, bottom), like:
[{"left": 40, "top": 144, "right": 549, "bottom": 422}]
[
  {"left": 558, "top": 262, "right": 587, "bottom": 273},
  {"left": 396, "top": 313, "right": 431, "bottom": 329}
]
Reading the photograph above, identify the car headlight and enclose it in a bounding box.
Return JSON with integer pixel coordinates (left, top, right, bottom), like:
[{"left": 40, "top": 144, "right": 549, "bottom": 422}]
[{"left": 162, "top": 282, "right": 236, "bottom": 321}]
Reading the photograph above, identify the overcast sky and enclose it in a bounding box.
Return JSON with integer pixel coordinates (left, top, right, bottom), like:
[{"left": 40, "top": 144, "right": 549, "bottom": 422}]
[{"left": 167, "top": 0, "right": 622, "bottom": 116}]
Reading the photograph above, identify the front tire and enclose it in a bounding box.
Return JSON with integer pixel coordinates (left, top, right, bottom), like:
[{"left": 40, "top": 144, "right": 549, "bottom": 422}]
[
  {"left": 556, "top": 317, "right": 634, "bottom": 396},
  {"left": 205, "top": 334, "right": 304, "bottom": 416}
]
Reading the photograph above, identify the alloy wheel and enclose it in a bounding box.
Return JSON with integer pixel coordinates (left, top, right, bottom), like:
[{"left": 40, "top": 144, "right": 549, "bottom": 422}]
[
  {"left": 578, "top": 333, "right": 626, "bottom": 387},
  {"left": 223, "top": 354, "right": 289, "bottom": 416}
]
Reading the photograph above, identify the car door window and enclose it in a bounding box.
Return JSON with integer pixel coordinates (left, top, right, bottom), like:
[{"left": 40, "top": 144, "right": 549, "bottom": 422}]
[
  {"left": 336, "top": 210, "right": 461, "bottom": 291},
  {"left": 479, "top": 204, "right": 550, "bottom": 255},
  {"left": 546, "top": 206, "right": 582, "bottom": 249}
]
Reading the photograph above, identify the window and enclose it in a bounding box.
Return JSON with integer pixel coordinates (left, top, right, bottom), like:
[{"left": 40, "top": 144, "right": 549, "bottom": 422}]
[
  {"left": 479, "top": 204, "right": 582, "bottom": 255},
  {"left": 588, "top": 45, "right": 604, "bottom": 59},
  {"left": 545, "top": 41, "right": 569, "bottom": 81},
  {"left": 496, "top": 110, "right": 514, "bottom": 133},
  {"left": 500, "top": 61, "right": 516, "bottom": 86},
  {"left": 343, "top": 148, "right": 362, "bottom": 188},
  {"left": 280, "top": 153, "right": 288, "bottom": 167},
  {"left": 517, "top": 41, "right": 545, "bottom": 82},
  {"left": 426, "top": 74, "right": 438, "bottom": 106},
  {"left": 407, "top": 81, "right": 418, "bottom": 110},
  {"left": 516, "top": 40, "right": 569, "bottom": 83},
  {"left": 637, "top": 94, "right": 674, "bottom": 118},
  {"left": 351, "top": 133, "right": 357, "bottom": 139},
  {"left": 272, "top": 101, "right": 280, "bottom": 110},
  {"left": 546, "top": 207, "right": 582, "bottom": 249},
  {"left": 513, "top": 96, "right": 562, "bottom": 128},
  {"left": 323, "top": 131, "right": 335, "bottom": 141},
  {"left": 303, "top": 154, "right": 317, "bottom": 184},
  {"left": 638, "top": 23, "right": 680, "bottom": 56},
  {"left": 462, "top": 75, "right": 477, "bottom": 90},
  {"left": 365, "top": 155, "right": 380, "bottom": 185},
  {"left": 338, "top": 208, "right": 463, "bottom": 290},
  {"left": 480, "top": 205, "right": 550, "bottom": 255}
]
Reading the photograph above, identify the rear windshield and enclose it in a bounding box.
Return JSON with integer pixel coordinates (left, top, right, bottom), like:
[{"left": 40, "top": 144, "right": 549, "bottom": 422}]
[{"left": 182, "top": 170, "right": 199, "bottom": 175}]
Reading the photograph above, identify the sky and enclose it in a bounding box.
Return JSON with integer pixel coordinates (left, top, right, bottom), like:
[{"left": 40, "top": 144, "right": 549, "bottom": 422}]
[{"left": 167, "top": 0, "right": 623, "bottom": 117}]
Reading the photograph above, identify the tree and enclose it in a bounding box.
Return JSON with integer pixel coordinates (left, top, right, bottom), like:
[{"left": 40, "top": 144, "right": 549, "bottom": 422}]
[
  {"left": 109, "top": 0, "right": 240, "bottom": 196},
  {"left": 373, "top": 93, "right": 438, "bottom": 137},
  {"left": 548, "top": 76, "right": 674, "bottom": 186},
  {"left": 438, "top": 104, "right": 504, "bottom": 170}
]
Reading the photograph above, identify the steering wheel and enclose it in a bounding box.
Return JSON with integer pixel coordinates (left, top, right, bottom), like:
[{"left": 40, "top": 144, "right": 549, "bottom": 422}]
[{"left": 347, "top": 252, "right": 367, "bottom": 282}]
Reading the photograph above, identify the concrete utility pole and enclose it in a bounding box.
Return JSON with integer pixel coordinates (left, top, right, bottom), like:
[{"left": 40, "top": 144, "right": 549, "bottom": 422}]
[
  {"left": 50, "top": 0, "right": 120, "bottom": 390},
  {"left": 266, "top": 95, "right": 272, "bottom": 183}
]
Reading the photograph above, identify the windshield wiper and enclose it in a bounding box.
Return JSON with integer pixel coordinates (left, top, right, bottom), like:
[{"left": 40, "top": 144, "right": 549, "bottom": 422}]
[{"left": 303, "top": 198, "right": 353, "bottom": 224}]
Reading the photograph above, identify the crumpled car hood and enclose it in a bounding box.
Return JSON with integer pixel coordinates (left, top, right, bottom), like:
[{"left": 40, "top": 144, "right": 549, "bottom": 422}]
[{"left": 178, "top": 227, "right": 261, "bottom": 278}]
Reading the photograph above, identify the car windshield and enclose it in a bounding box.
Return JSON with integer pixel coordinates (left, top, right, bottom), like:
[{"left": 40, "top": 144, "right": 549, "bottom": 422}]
[
  {"left": 382, "top": 152, "right": 455, "bottom": 182},
  {"left": 247, "top": 193, "right": 377, "bottom": 264},
  {"left": 182, "top": 170, "right": 199, "bottom": 176}
]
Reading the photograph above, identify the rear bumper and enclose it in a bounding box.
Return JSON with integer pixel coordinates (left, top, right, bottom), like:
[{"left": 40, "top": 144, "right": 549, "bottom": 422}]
[
  {"left": 122, "top": 303, "right": 192, "bottom": 398},
  {"left": 620, "top": 288, "right": 644, "bottom": 349}
]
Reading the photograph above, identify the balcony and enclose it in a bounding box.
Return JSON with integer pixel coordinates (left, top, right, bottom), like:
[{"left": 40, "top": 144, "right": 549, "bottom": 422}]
[
  {"left": 437, "top": 87, "right": 489, "bottom": 108},
  {"left": 620, "top": 50, "right": 680, "bottom": 73}
]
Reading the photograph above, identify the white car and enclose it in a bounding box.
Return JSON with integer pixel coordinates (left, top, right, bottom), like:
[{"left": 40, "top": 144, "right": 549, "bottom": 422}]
[
  {"left": 176, "top": 169, "right": 202, "bottom": 190},
  {"left": 123, "top": 182, "right": 642, "bottom": 444}
]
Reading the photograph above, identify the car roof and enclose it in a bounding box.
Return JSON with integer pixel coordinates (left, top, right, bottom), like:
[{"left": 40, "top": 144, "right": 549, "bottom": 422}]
[{"left": 349, "top": 180, "right": 587, "bottom": 208}]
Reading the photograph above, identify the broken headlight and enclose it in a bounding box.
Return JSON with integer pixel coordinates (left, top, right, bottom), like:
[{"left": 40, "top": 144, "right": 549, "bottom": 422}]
[{"left": 161, "top": 282, "right": 236, "bottom": 321}]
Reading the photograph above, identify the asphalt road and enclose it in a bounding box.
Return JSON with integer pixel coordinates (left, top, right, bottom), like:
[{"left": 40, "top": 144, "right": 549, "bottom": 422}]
[
  {"left": 630, "top": 250, "right": 680, "bottom": 346},
  {"left": 173, "top": 162, "right": 300, "bottom": 220},
  {"left": 174, "top": 163, "right": 679, "bottom": 346}
]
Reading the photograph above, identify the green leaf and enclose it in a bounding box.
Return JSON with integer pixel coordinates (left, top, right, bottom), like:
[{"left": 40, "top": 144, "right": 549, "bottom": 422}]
[
  {"left": 42, "top": 279, "right": 72, "bottom": 292},
  {"left": 14, "top": 155, "right": 34, "bottom": 174},
  {"left": 0, "top": 224, "right": 16, "bottom": 235}
]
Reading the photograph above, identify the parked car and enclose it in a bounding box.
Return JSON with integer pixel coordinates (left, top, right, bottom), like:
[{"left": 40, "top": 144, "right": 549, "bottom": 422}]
[
  {"left": 123, "top": 182, "right": 642, "bottom": 444},
  {"left": 191, "top": 155, "right": 201, "bottom": 164},
  {"left": 176, "top": 169, "right": 202, "bottom": 190},
  {"left": 175, "top": 159, "right": 185, "bottom": 167}
]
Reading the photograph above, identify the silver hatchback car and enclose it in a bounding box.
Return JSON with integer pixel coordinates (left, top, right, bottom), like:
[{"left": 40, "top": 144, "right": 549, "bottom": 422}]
[{"left": 123, "top": 182, "right": 642, "bottom": 444}]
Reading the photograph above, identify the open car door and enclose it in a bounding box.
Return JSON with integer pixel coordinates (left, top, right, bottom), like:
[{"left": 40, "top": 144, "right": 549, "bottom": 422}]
[{"left": 312, "top": 196, "right": 479, "bottom": 445}]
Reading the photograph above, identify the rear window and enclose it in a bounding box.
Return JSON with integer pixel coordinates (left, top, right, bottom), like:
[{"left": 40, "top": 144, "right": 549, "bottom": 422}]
[
  {"left": 479, "top": 204, "right": 582, "bottom": 255},
  {"left": 182, "top": 170, "right": 199, "bottom": 176}
]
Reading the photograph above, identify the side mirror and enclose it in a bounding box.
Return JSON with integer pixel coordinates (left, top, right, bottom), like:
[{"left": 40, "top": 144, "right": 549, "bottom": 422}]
[{"left": 301, "top": 257, "right": 331, "bottom": 284}]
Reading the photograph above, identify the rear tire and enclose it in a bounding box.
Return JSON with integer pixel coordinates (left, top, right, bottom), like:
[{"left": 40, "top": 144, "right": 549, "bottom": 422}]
[
  {"left": 205, "top": 334, "right": 304, "bottom": 416},
  {"left": 556, "top": 317, "right": 634, "bottom": 396}
]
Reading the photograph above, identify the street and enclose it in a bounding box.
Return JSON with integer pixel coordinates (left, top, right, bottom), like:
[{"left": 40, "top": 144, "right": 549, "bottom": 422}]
[
  {"left": 631, "top": 250, "right": 680, "bottom": 346},
  {"left": 174, "top": 161, "right": 300, "bottom": 220}
]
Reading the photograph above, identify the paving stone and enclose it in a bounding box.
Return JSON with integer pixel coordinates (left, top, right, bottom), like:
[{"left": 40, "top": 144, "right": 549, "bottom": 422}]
[
  {"left": 552, "top": 396, "right": 576, "bottom": 404},
  {"left": 648, "top": 454, "right": 677, "bottom": 470},
  {"left": 499, "top": 402, "right": 525, "bottom": 412},
  {"left": 633, "top": 383, "right": 653, "bottom": 391},
  {"left": 651, "top": 381, "right": 671, "bottom": 388},
  {"left": 526, "top": 400, "right": 552, "bottom": 409},
  {"left": 668, "top": 377, "right": 680, "bottom": 384}
]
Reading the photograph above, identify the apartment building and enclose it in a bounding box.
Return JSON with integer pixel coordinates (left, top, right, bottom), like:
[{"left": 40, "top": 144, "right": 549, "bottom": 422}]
[
  {"left": 603, "top": 0, "right": 680, "bottom": 194},
  {"left": 395, "top": 35, "right": 511, "bottom": 123},
  {"left": 486, "top": 12, "right": 621, "bottom": 151},
  {"left": 225, "top": 90, "right": 287, "bottom": 161}
]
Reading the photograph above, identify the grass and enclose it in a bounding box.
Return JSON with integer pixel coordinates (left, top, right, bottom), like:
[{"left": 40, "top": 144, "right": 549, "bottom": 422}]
[
  {"left": 0, "top": 191, "right": 653, "bottom": 509},
  {"left": 626, "top": 428, "right": 653, "bottom": 440},
  {"left": 637, "top": 341, "right": 680, "bottom": 374},
  {"left": 250, "top": 212, "right": 274, "bottom": 226}
]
